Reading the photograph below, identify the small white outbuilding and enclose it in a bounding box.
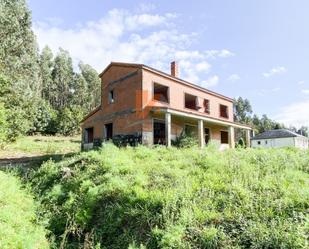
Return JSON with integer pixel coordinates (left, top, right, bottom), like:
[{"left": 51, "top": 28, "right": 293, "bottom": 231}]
[{"left": 251, "top": 129, "right": 309, "bottom": 149}]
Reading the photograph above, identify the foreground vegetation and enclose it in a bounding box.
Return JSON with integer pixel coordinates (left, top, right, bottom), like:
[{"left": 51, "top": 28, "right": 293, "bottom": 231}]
[
  {"left": 0, "top": 171, "right": 48, "bottom": 248},
  {"left": 0, "top": 135, "right": 80, "bottom": 159},
  {"left": 26, "top": 144, "right": 308, "bottom": 248}
]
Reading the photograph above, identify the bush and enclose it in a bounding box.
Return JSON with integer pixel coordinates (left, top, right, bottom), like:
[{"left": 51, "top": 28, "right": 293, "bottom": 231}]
[
  {"left": 0, "top": 103, "right": 9, "bottom": 147},
  {"left": 56, "top": 106, "right": 83, "bottom": 136},
  {"left": 0, "top": 171, "right": 49, "bottom": 248},
  {"left": 27, "top": 146, "right": 309, "bottom": 248},
  {"left": 172, "top": 132, "right": 198, "bottom": 148}
]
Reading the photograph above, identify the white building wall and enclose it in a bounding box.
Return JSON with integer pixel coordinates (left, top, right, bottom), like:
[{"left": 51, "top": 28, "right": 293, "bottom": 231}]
[
  {"left": 294, "top": 137, "right": 309, "bottom": 149},
  {"left": 251, "top": 137, "right": 295, "bottom": 148}
]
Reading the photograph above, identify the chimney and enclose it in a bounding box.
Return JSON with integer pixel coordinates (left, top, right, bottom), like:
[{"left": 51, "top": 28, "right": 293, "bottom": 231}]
[{"left": 170, "top": 61, "right": 178, "bottom": 77}]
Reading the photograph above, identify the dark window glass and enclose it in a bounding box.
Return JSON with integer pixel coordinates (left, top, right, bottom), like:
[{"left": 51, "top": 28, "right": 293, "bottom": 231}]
[{"left": 153, "top": 83, "right": 169, "bottom": 103}]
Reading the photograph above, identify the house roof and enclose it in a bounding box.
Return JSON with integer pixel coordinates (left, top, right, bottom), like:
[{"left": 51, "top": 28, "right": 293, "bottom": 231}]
[
  {"left": 251, "top": 129, "right": 307, "bottom": 140},
  {"left": 80, "top": 105, "right": 101, "bottom": 123},
  {"left": 99, "top": 62, "right": 234, "bottom": 102}
]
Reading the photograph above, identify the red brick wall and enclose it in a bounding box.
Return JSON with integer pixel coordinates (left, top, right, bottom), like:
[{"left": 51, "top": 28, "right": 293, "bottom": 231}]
[{"left": 142, "top": 69, "right": 234, "bottom": 122}]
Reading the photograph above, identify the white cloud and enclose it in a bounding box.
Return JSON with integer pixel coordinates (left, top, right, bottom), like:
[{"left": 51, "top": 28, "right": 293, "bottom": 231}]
[
  {"left": 275, "top": 100, "right": 309, "bottom": 127},
  {"left": 195, "top": 61, "right": 211, "bottom": 73},
  {"left": 205, "top": 49, "right": 235, "bottom": 59},
  {"left": 201, "top": 75, "right": 219, "bottom": 88},
  {"left": 298, "top": 80, "right": 305, "bottom": 85},
  {"left": 263, "top": 66, "right": 286, "bottom": 78},
  {"left": 228, "top": 74, "right": 240, "bottom": 81},
  {"left": 301, "top": 89, "right": 309, "bottom": 94},
  {"left": 33, "top": 8, "right": 233, "bottom": 86}
]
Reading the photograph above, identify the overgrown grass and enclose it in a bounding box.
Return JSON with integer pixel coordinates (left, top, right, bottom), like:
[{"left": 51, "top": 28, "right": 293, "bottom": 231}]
[
  {"left": 0, "top": 135, "right": 80, "bottom": 158},
  {"left": 0, "top": 171, "right": 49, "bottom": 248},
  {"left": 27, "top": 144, "right": 309, "bottom": 248}
]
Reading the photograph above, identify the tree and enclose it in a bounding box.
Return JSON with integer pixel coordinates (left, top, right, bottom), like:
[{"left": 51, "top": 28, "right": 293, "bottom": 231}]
[
  {"left": 56, "top": 107, "right": 83, "bottom": 136},
  {"left": 234, "top": 97, "right": 253, "bottom": 124},
  {"left": 0, "top": 103, "right": 9, "bottom": 147},
  {"left": 51, "top": 48, "right": 74, "bottom": 109},
  {"left": 0, "top": 0, "right": 41, "bottom": 96},
  {"left": 79, "top": 62, "right": 101, "bottom": 110},
  {"left": 0, "top": 0, "right": 42, "bottom": 140},
  {"left": 70, "top": 73, "right": 88, "bottom": 110},
  {"left": 39, "top": 46, "right": 54, "bottom": 101}
]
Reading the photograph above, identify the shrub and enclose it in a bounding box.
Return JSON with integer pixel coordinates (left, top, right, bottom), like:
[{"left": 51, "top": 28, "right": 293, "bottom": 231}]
[
  {"left": 28, "top": 146, "right": 309, "bottom": 248},
  {"left": 0, "top": 171, "right": 49, "bottom": 248},
  {"left": 172, "top": 132, "right": 198, "bottom": 148},
  {"left": 0, "top": 103, "right": 9, "bottom": 147}
]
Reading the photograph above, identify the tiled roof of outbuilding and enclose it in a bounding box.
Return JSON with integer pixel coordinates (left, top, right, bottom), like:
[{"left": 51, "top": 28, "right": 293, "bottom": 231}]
[{"left": 251, "top": 129, "right": 307, "bottom": 140}]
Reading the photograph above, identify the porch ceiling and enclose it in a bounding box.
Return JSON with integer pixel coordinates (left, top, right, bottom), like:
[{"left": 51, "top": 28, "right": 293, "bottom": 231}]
[{"left": 151, "top": 107, "right": 252, "bottom": 130}]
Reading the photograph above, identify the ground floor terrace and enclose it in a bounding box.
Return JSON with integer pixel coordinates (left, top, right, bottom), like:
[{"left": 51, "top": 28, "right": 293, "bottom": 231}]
[
  {"left": 141, "top": 108, "right": 252, "bottom": 150},
  {"left": 81, "top": 107, "right": 251, "bottom": 150}
]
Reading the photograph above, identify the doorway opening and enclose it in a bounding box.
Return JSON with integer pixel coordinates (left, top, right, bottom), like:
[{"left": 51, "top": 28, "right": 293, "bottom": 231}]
[
  {"left": 205, "top": 128, "right": 210, "bottom": 144},
  {"left": 105, "top": 123, "right": 113, "bottom": 140},
  {"left": 153, "top": 119, "right": 166, "bottom": 145}
]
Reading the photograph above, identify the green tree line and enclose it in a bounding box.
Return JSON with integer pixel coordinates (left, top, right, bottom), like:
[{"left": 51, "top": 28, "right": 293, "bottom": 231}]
[
  {"left": 0, "top": 0, "right": 100, "bottom": 146},
  {"left": 234, "top": 97, "right": 309, "bottom": 142}
]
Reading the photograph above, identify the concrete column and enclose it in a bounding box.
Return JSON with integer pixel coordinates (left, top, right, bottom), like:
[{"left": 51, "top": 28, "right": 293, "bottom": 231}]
[
  {"left": 198, "top": 119, "right": 205, "bottom": 148},
  {"left": 165, "top": 112, "right": 171, "bottom": 147},
  {"left": 245, "top": 129, "right": 251, "bottom": 148},
  {"left": 228, "top": 126, "right": 235, "bottom": 149}
]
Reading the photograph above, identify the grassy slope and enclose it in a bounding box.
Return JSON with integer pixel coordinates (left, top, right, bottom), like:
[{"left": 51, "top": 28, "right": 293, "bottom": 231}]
[
  {"left": 0, "top": 171, "right": 49, "bottom": 249},
  {"left": 0, "top": 135, "right": 81, "bottom": 159},
  {"left": 29, "top": 145, "right": 309, "bottom": 249}
]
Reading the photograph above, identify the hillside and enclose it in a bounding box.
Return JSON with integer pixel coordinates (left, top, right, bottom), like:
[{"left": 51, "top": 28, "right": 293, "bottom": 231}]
[
  {"left": 27, "top": 144, "right": 309, "bottom": 249},
  {"left": 0, "top": 171, "right": 49, "bottom": 249}
]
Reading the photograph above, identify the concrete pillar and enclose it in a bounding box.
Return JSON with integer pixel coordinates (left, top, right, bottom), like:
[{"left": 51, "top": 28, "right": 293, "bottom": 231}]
[
  {"left": 165, "top": 112, "right": 171, "bottom": 147},
  {"left": 198, "top": 119, "right": 205, "bottom": 148},
  {"left": 228, "top": 126, "right": 235, "bottom": 149},
  {"left": 245, "top": 129, "right": 251, "bottom": 148}
]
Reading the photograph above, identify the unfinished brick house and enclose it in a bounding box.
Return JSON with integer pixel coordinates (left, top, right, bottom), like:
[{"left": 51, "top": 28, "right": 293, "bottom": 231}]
[{"left": 81, "top": 61, "right": 251, "bottom": 150}]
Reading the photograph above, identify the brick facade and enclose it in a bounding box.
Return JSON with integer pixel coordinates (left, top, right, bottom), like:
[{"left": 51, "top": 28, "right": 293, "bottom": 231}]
[{"left": 81, "top": 62, "right": 251, "bottom": 149}]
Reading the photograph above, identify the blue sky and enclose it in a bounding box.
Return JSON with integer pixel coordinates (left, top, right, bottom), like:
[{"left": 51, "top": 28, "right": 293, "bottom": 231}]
[{"left": 28, "top": 0, "right": 309, "bottom": 127}]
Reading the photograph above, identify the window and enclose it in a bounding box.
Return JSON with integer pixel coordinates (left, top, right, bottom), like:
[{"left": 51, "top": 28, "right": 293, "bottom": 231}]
[
  {"left": 204, "top": 99, "right": 210, "bottom": 114},
  {"left": 185, "top": 93, "right": 198, "bottom": 110},
  {"left": 105, "top": 123, "right": 113, "bottom": 140},
  {"left": 220, "top": 131, "right": 228, "bottom": 144},
  {"left": 108, "top": 90, "right": 114, "bottom": 104},
  {"left": 265, "top": 140, "right": 268, "bottom": 144},
  {"left": 153, "top": 83, "right": 169, "bottom": 103},
  {"left": 185, "top": 124, "right": 197, "bottom": 137},
  {"left": 257, "top": 141, "right": 261, "bottom": 145},
  {"left": 219, "top": 104, "right": 229, "bottom": 118},
  {"left": 84, "top": 127, "right": 94, "bottom": 143}
]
